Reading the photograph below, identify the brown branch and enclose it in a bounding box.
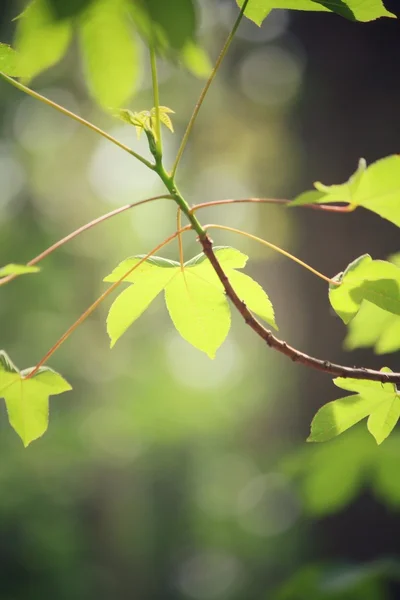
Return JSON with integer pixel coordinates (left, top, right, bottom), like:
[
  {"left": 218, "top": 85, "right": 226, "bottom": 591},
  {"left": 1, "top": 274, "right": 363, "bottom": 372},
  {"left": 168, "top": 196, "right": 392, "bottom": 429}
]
[{"left": 199, "top": 235, "right": 400, "bottom": 385}]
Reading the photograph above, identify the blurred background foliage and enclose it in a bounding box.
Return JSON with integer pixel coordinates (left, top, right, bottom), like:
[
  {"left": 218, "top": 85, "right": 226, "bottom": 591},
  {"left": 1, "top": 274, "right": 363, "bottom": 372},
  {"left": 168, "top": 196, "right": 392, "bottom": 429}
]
[{"left": 0, "top": 0, "right": 400, "bottom": 598}]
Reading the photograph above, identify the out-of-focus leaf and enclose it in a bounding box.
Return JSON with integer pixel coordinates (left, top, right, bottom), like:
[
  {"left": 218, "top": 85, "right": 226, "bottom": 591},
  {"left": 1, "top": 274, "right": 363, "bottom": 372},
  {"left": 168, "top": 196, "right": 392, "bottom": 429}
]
[
  {"left": 130, "top": 0, "right": 196, "bottom": 51},
  {"left": 78, "top": 0, "right": 140, "bottom": 109},
  {"left": 284, "top": 428, "right": 400, "bottom": 514},
  {"left": 302, "top": 430, "right": 370, "bottom": 515},
  {"left": 104, "top": 246, "right": 277, "bottom": 357},
  {"left": 47, "top": 0, "right": 95, "bottom": 20},
  {"left": 180, "top": 40, "right": 212, "bottom": 78},
  {"left": 308, "top": 372, "right": 400, "bottom": 445},
  {"left": 14, "top": 0, "right": 73, "bottom": 80},
  {"left": 345, "top": 301, "right": 400, "bottom": 355},
  {"left": 237, "top": 0, "right": 395, "bottom": 26},
  {"left": 329, "top": 254, "right": 400, "bottom": 324},
  {"left": 0, "top": 44, "right": 23, "bottom": 77},
  {"left": 273, "top": 561, "right": 393, "bottom": 600},
  {"left": 0, "top": 264, "right": 40, "bottom": 277},
  {"left": 0, "top": 350, "right": 71, "bottom": 447}
]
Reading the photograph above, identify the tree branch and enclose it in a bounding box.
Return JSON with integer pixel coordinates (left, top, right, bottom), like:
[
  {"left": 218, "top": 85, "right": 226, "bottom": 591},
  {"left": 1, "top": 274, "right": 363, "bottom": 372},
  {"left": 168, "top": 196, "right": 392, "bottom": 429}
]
[{"left": 199, "top": 235, "right": 400, "bottom": 385}]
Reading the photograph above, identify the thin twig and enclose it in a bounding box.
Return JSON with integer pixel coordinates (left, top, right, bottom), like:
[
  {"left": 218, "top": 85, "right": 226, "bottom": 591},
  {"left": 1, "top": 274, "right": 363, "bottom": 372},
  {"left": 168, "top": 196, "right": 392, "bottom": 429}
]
[
  {"left": 198, "top": 235, "right": 400, "bottom": 384},
  {"left": 0, "top": 72, "right": 154, "bottom": 169},
  {"left": 205, "top": 223, "right": 339, "bottom": 285},
  {"left": 25, "top": 225, "right": 192, "bottom": 378},
  {"left": 191, "top": 197, "right": 353, "bottom": 213},
  {"left": 0, "top": 195, "right": 172, "bottom": 287},
  {"left": 171, "top": 0, "right": 249, "bottom": 177}
]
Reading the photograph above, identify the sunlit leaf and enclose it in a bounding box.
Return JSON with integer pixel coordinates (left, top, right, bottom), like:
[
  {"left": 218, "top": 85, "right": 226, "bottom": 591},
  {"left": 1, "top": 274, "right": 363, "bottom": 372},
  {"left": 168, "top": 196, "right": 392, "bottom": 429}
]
[
  {"left": 106, "top": 269, "right": 176, "bottom": 348},
  {"left": 180, "top": 40, "right": 212, "bottom": 78},
  {"left": 165, "top": 270, "right": 231, "bottom": 358},
  {"left": 237, "top": 0, "right": 395, "bottom": 26},
  {"left": 0, "top": 43, "right": 23, "bottom": 77},
  {"left": 117, "top": 106, "right": 175, "bottom": 137},
  {"left": 78, "top": 0, "right": 140, "bottom": 109},
  {"left": 292, "top": 155, "right": 400, "bottom": 228},
  {"left": 104, "top": 246, "right": 278, "bottom": 357},
  {"left": 0, "top": 263, "right": 40, "bottom": 277},
  {"left": 14, "top": 0, "right": 73, "bottom": 80},
  {"left": 329, "top": 254, "right": 400, "bottom": 323},
  {"left": 0, "top": 350, "right": 71, "bottom": 447},
  {"left": 308, "top": 371, "right": 400, "bottom": 445},
  {"left": 344, "top": 254, "right": 400, "bottom": 354}
]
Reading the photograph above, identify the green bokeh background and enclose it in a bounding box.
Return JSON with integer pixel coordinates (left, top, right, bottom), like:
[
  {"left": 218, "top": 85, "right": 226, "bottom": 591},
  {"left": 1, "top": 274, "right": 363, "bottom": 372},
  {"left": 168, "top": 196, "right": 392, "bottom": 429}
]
[{"left": 0, "top": 1, "right": 399, "bottom": 598}]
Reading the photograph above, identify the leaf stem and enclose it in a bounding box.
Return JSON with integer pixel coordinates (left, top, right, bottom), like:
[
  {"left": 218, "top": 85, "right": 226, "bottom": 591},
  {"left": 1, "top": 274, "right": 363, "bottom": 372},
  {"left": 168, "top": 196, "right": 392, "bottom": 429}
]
[
  {"left": 0, "top": 195, "right": 172, "bottom": 287},
  {"left": 204, "top": 223, "right": 339, "bottom": 285},
  {"left": 177, "top": 208, "right": 184, "bottom": 271},
  {"left": 149, "top": 46, "right": 162, "bottom": 156},
  {"left": 25, "top": 225, "right": 192, "bottom": 379},
  {"left": 171, "top": 0, "right": 249, "bottom": 177},
  {"left": 0, "top": 72, "right": 154, "bottom": 169},
  {"left": 191, "top": 197, "right": 354, "bottom": 213},
  {"left": 155, "top": 163, "right": 206, "bottom": 237}
]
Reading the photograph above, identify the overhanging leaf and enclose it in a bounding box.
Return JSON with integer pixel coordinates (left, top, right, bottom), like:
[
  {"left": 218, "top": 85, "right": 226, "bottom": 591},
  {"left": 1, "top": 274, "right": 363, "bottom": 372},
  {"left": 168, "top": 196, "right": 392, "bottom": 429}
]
[
  {"left": 130, "top": 0, "right": 196, "bottom": 51},
  {"left": 180, "top": 40, "right": 212, "bottom": 78},
  {"left": 47, "top": 0, "right": 95, "bottom": 20},
  {"left": 237, "top": 0, "right": 395, "bottom": 26},
  {"left": 78, "top": 0, "right": 140, "bottom": 109},
  {"left": 329, "top": 254, "right": 400, "bottom": 324},
  {"left": 0, "top": 350, "right": 71, "bottom": 446},
  {"left": 14, "top": 0, "right": 73, "bottom": 81},
  {"left": 0, "top": 264, "right": 40, "bottom": 277},
  {"left": 104, "top": 246, "right": 278, "bottom": 357},
  {"left": 0, "top": 43, "right": 23, "bottom": 77},
  {"left": 308, "top": 370, "right": 400, "bottom": 445}
]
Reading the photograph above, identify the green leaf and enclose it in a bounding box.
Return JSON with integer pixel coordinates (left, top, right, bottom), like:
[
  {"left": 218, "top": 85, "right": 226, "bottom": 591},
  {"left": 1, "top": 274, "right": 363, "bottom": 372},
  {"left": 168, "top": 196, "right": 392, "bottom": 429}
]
[
  {"left": 237, "top": 0, "right": 395, "bottom": 26},
  {"left": 47, "top": 0, "right": 95, "bottom": 20},
  {"left": 292, "top": 158, "right": 367, "bottom": 207},
  {"left": 131, "top": 0, "right": 196, "bottom": 51},
  {"left": 180, "top": 40, "right": 212, "bottom": 78},
  {"left": 344, "top": 252, "right": 400, "bottom": 355},
  {"left": 104, "top": 246, "right": 278, "bottom": 357},
  {"left": 78, "top": 0, "right": 140, "bottom": 110},
  {"left": 117, "top": 106, "right": 175, "bottom": 138},
  {"left": 0, "top": 43, "right": 23, "bottom": 77},
  {"left": 308, "top": 371, "right": 400, "bottom": 445},
  {"left": 0, "top": 350, "right": 71, "bottom": 446},
  {"left": 329, "top": 254, "right": 400, "bottom": 323},
  {"left": 165, "top": 270, "right": 231, "bottom": 358},
  {"left": 184, "top": 246, "right": 248, "bottom": 269},
  {"left": 107, "top": 269, "right": 176, "bottom": 348},
  {"left": 0, "top": 263, "right": 40, "bottom": 277},
  {"left": 345, "top": 301, "right": 400, "bottom": 355},
  {"left": 292, "top": 155, "right": 400, "bottom": 228},
  {"left": 14, "top": 0, "right": 73, "bottom": 81}
]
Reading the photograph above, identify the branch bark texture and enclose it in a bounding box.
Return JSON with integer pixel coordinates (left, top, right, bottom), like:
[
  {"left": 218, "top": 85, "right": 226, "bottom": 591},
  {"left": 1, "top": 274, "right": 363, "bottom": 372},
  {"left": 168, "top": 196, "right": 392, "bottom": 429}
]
[{"left": 199, "top": 235, "right": 400, "bottom": 385}]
